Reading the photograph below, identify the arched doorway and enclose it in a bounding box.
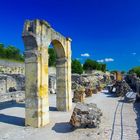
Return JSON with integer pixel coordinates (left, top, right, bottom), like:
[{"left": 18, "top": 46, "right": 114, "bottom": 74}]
[{"left": 22, "top": 19, "right": 72, "bottom": 127}]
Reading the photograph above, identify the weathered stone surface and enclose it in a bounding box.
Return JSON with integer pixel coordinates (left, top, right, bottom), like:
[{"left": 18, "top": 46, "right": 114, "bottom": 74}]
[
  {"left": 0, "top": 74, "right": 25, "bottom": 94},
  {"left": 72, "top": 71, "right": 113, "bottom": 92},
  {"left": 85, "top": 87, "right": 93, "bottom": 97},
  {"left": 112, "top": 81, "right": 132, "bottom": 97},
  {"left": 49, "top": 74, "right": 56, "bottom": 94},
  {"left": 70, "top": 102, "right": 102, "bottom": 128},
  {"left": 23, "top": 19, "right": 72, "bottom": 127},
  {"left": 0, "top": 91, "right": 25, "bottom": 103},
  {"left": 93, "top": 88, "right": 98, "bottom": 94},
  {"left": 0, "top": 60, "right": 25, "bottom": 74},
  {"left": 72, "top": 86, "right": 85, "bottom": 103}
]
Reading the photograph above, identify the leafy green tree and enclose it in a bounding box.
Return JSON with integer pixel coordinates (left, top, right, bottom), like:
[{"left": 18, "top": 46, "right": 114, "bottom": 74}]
[
  {"left": 97, "top": 63, "right": 102, "bottom": 70},
  {"left": 0, "top": 43, "right": 24, "bottom": 62},
  {"left": 5, "top": 46, "right": 20, "bottom": 59},
  {"left": 48, "top": 48, "right": 56, "bottom": 66},
  {"left": 129, "top": 66, "right": 140, "bottom": 77},
  {"left": 121, "top": 71, "right": 126, "bottom": 74},
  {"left": 101, "top": 63, "right": 106, "bottom": 72},
  {"left": 83, "top": 59, "right": 97, "bottom": 70},
  {"left": 83, "top": 59, "right": 106, "bottom": 72},
  {"left": 0, "top": 43, "right": 5, "bottom": 58},
  {"left": 72, "top": 59, "right": 83, "bottom": 74}
]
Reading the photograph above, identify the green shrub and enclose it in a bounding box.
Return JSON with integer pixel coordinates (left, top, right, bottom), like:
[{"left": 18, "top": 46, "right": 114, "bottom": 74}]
[
  {"left": 72, "top": 59, "right": 83, "bottom": 74},
  {"left": 129, "top": 66, "right": 140, "bottom": 77}
]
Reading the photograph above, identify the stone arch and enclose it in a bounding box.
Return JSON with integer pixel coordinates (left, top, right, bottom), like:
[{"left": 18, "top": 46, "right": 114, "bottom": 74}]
[
  {"left": 51, "top": 39, "right": 65, "bottom": 58},
  {"left": 22, "top": 19, "right": 72, "bottom": 127}
]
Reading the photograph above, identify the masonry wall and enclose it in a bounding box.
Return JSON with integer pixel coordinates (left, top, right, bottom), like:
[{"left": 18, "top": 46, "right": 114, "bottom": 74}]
[{"left": 0, "top": 60, "right": 25, "bottom": 74}]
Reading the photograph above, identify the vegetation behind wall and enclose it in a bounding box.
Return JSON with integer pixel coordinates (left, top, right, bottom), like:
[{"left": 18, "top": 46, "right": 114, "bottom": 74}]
[{"left": 0, "top": 43, "right": 24, "bottom": 62}]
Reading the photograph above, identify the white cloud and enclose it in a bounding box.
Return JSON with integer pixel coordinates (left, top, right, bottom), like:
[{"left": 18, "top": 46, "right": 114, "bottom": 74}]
[
  {"left": 104, "top": 58, "right": 114, "bottom": 62},
  {"left": 132, "top": 52, "right": 136, "bottom": 56},
  {"left": 76, "top": 58, "right": 82, "bottom": 60},
  {"left": 97, "top": 59, "right": 104, "bottom": 63},
  {"left": 97, "top": 58, "right": 114, "bottom": 63},
  {"left": 81, "top": 53, "right": 90, "bottom": 57}
]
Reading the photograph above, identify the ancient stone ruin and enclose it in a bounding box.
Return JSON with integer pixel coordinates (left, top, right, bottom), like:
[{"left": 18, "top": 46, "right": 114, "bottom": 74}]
[
  {"left": 22, "top": 19, "right": 72, "bottom": 127},
  {"left": 70, "top": 102, "right": 102, "bottom": 128}
]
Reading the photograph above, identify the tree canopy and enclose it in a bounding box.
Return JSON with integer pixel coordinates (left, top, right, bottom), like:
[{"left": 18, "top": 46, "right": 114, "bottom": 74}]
[
  {"left": 72, "top": 59, "right": 83, "bottom": 74},
  {"left": 48, "top": 48, "right": 56, "bottom": 66},
  {"left": 0, "top": 43, "right": 24, "bottom": 61},
  {"left": 129, "top": 66, "right": 140, "bottom": 77},
  {"left": 83, "top": 59, "right": 106, "bottom": 72}
]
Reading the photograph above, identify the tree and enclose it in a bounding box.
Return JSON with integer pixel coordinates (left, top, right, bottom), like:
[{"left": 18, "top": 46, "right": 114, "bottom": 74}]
[
  {"left": 129, "top": 66, "right": 140, "bottom": 77},
  {"left": 48, "top": 48, "right": 56, "bottom": 66},
  {"left": 0, "top": 43, "right": 25, "bottom": 62},
  {"left": 121, "top": 71, "right": 126, "bottom": 74},
  {"left": 0, "top": 43, "right": 5, "bottom": 58},
  {"left": 101, "top": 63, "right": 106, "bottom": 72},
  {"left": 83, "top": 59, "right": 106, "bottom": 72},
  {"left": 83, "top": 59, "right": 97, "bottom": 70},
  {"left": 72, "top": 59, "right": 83, "bottom": 74}
]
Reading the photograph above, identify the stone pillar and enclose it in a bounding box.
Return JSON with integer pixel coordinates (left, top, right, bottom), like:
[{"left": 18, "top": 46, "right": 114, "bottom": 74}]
[
  {"left": 56, "top": 38, "right": 72, "bottom": 111},
  {"left": 24, "top": 48, "right": 49, "bottom": 127},
  {"left": 23, "top": 20, "right": 49, "bottom": 127},
  {"left": 56, "top": 57, "right": 69, "bottom": 111}
]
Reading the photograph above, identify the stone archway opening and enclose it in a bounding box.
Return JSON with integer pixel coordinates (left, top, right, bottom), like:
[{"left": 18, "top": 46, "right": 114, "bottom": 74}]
[
  {"left": 48, "top": 40, "right": 66, "bottom": 111},
  {"left": 50, "top": 40, "right": 67, "bottom": 111},
  {"left": 22, "top": 19, "right": 72, "bottom": 128}
]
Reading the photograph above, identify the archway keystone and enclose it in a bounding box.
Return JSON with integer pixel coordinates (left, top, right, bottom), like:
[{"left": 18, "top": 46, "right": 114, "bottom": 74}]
[{"left": 22, "top": 19, "right": 72, "bottom": 127}]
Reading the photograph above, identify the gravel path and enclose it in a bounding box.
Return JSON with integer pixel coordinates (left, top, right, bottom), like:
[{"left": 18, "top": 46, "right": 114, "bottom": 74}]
[{"left": 0, "top": 90, "right": 140, "bottom": 140}]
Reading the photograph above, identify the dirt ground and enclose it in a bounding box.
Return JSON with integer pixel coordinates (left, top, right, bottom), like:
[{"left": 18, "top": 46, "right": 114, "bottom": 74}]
[{"left": 0, "top": 90, "right": 140, "bottom": 140}]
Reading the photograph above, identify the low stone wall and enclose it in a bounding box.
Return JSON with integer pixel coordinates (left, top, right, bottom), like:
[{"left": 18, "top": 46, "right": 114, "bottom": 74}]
[
  {"left": 0, "top": 91, "right": 25, "bottom": 103},
  {"left": 0, "top": 74, "right": 25, "bottom": 94},
  {"left": 0, "top": 60, "right": 25, "bottom": 74}
]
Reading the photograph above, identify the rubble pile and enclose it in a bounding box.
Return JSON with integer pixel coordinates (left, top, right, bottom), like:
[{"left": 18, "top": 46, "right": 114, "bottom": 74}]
[
  {"left": 85, "top": 87, "right": 93, "bottom": 97},
  {"left": 70, "top": 102, "right": 102, "bottom": 128},
  {"left": 72, "top": 71, "right": 112, "bottom": 91},
  {"left": 113, "top": 81, "right": 132, "bottom": 97},
  {"left": 93, "top": 88, "right": 98, "bottom": 94},
  {"left": 72, "top": 86, "right": 85, "bottom": 103}
]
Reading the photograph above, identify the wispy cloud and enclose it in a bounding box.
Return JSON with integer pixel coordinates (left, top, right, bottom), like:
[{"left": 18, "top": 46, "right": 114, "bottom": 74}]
[
  {"left": 81, "top": 53, "right": 90, "bottom": 57},
  {"left": 76, "top": 58, "right": 83, "bottom": 60},
  {"left": 105, "top": 58, "right": 114, "bottom": 62},
  {"left": 97, "top": 59, "right": 104, "bottom": 63},
  {"left": 97, "top": 58, "right": 114, "bottom": 63}
]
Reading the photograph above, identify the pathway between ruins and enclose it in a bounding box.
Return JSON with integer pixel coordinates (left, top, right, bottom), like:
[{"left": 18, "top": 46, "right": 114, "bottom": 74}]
[{"left": 0, "top": 91, "right": 140, "bottom": 140}]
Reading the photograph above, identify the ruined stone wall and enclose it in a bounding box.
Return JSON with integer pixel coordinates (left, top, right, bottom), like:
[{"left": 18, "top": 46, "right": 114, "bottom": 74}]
[
  {"left": 0, "top": 59, "right": 56, "bottom": 75},
  {"left": 125, "top": 74, "right": 140, "bottom": 94},
  {"left": 0, "top": 60, "right": 25, "bottom": 74},
  {"left": 0, "top": 91, "right": 25, "bottom": 103},
  {"left": 0, "top": 74, "right": 25, "bottom": 94}
]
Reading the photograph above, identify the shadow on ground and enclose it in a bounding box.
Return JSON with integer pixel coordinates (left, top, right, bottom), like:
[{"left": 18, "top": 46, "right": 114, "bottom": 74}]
[
  {"left": 102, "top": 91, "right": 117, "bottom": 98},
  {"left": 52, "top": 122, "right": 74, "bottom": 133},
  {"left": 133, "top": 102, "right": 140, "bottom": 138},
  {"left": 49, "top": 106, "right": 57, "bottom": 111},
  {"left": 0, "top": 101, "right": 25, "bottom": 110},
  {"left": 0, "top": 114, "right": 25, "bottom": 126},
  {"left": 0, "top": 101, "right": 25, "bottom": 126}
]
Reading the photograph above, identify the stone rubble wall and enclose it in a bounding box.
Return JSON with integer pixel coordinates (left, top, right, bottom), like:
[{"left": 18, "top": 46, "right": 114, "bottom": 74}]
[
  {"left": 0, "top": 74, "right": 25, "bottom": 94},
  {"left": 0, "top": 60, "right": 25, "bottom": 74},
  {"left": 0, "top": 91, "right": 25, "bottom": 103},
  {"left": 70, "top": 102, "right": 102, "bottom": 128},
  {"left": 125, "top": 74, "right": 140, "bottom": 94}
]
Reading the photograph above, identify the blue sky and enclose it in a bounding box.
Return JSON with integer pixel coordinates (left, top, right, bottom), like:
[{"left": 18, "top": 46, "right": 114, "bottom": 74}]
[{"left": 0, "top": 0, "right": 140, "bottom": 71}]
